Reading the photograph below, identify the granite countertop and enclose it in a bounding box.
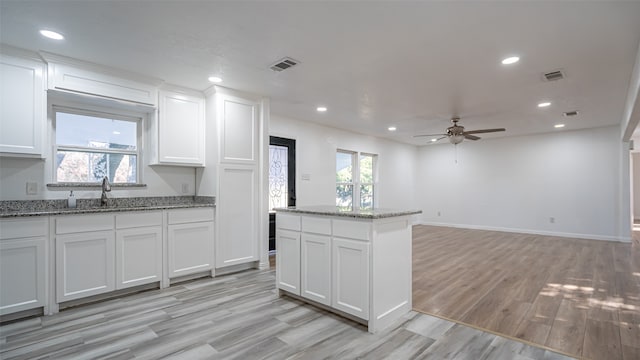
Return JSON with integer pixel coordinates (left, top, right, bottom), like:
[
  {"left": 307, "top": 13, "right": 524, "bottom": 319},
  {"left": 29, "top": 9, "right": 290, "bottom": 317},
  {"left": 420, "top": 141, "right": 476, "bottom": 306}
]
[
  {"left": 273, "top": 205, "right": 422, "bottom": 219},
  {"left": 0, "top": 196, "right": 215, "bottom": 218}
]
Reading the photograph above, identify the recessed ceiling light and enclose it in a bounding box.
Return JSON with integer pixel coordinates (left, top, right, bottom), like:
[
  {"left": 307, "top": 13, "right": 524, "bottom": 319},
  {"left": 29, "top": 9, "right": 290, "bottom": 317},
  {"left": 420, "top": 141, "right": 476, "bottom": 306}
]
[
  {"left": 554, "top": 124, "right": 565, "bottom": 128},
  {"left": 431, "top": 138, "right": 438, "bottom": 142},
  {"left": 208, "top": 76, "right": 222, "bottom": 83},
  {"left": 316, "top": 106, "right": 327, "bottom": 112},
  {"left": 39, "top": 29, "right": 64, "bottom": 40},
  {"left": 537, "top": 102, "right": 551, "bottom": 108},
  {"left": 112, "top": 131, "right": 120, "bottom": 135},
  {"left": 501, "top": 56, "right": 520, "bottom": 65},
  {"left": 388, "top": 126, "right": 397, "bottom": 131}
]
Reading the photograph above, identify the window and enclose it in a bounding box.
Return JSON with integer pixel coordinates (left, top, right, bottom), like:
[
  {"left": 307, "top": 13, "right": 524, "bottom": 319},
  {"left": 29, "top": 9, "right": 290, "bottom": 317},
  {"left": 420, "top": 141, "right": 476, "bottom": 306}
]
[
  {"left": 54, "top": 107, "right": 140, "bottom": 184},
  {"left": 336, "top": 150, "right": 377, "bottom": 210}
]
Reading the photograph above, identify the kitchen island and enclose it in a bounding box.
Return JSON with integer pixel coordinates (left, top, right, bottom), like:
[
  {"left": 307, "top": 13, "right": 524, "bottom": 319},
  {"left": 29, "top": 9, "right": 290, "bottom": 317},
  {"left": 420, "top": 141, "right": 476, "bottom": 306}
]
[{"left": 274, "top": 206, "right": 421, "bottom": 333}]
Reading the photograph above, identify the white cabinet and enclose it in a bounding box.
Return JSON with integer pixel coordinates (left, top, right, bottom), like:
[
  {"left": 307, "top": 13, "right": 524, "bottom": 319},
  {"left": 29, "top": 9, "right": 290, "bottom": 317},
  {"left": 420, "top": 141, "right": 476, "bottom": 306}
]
[
  {"left": 0, "top": 53, "right": 45, "bottom": 156},
  {"left": 55, "top": 214, "right": 115, "bottom": 302},
  {"left": 276, "top": 229, "right": 301, "bottom": 295},
  {"left": 301, "top": 233, "right": 331, "bottom": 306},
  {"left": 115, "top": 212, "right": 162, "bottom": 289},
  {"left": 156, "top": 88, "right": 205, "bottom": 166},
  {"left": 332, "top": 237, "right": 370, "bottom": 320},
  {"left": 0, "top": 218, "right": 47, "bottom": 315},
  {"left": 216, "top": 164, "right": 258, "bottom": 267},
  {"left": 167, "top": 208, "right": 214, "bottom": 278}
]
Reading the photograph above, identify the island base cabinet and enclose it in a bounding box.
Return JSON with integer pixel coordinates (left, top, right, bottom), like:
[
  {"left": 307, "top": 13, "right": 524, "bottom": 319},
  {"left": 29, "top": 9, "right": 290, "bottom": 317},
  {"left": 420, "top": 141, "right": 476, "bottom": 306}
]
[
  {"left": 168, "top": 222, "right": 214, "bottom": 278},
  {"left": 56, "top": 231, "right": 115, "bottom": 302},
  {"left": 276, "top": 229, "right": 300, "bottom": 295},
  {"left": 332, "top": 237, "right": 370, "bottom": 320},
  {"left": 0, "top": 237, "right": 46, "bottom": 315},
  {"left": 116, "top": 227, "right": 162, "bottom": 289},
  {"left": 301, "top": 233, "right": 331, "bottom": 306}
]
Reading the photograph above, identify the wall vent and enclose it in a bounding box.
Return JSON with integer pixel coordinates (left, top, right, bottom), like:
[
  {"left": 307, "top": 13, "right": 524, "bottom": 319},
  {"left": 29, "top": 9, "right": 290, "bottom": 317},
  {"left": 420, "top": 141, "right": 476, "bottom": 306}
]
[
  {"left": 563, "top": 110, "right": 579, "bottom": 117},
  {"left": 270, "top": 57, "right": 299, "bottom": 72},
  {"left": 543, "top": 70, "right": 565, "bottom": 82}
]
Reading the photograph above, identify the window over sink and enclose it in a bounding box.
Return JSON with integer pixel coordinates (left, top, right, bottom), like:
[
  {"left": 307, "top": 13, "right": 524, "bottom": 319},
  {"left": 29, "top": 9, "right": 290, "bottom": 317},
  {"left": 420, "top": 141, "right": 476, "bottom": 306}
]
[{"left": 53, "top": 107, "right": 141, "bottom": 184}]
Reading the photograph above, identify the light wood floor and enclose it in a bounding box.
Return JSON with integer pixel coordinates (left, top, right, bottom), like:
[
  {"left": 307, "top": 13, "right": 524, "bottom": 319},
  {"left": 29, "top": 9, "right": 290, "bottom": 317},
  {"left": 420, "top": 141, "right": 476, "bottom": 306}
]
[
  {"left": 412, "top": 225, "right": 640, "bottom": 360},
  {"left": 0, "top": 269, "right": 573, "bottom": 360}
]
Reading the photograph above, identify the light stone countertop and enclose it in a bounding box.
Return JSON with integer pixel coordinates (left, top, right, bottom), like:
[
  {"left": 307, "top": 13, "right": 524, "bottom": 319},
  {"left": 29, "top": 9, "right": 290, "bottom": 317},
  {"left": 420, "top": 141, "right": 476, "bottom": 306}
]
[
  {"left": 0, "top": 196, "right": 215, "bottom": 218},
  {"left": 273, "top": 205, "right": 421, "bottom": 219}
]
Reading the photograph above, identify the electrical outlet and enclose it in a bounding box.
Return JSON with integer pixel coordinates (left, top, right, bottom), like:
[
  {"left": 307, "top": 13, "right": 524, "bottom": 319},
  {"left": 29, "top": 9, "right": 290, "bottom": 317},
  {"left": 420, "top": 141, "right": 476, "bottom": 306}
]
[
  {"left": 437, "top": 211, "right": 441, "bottom": 216},
  {"left": 549, "top": 217, "right": 555, "bottom": 224},
  {"left": 26, "top": 182, "right": 38, "bottom": 195},
  {"left": 181, "top": 183, "right": 189, "bottom": 194},
  {"left": 301, "top": 174, "right": 311, "bottom": 181}
]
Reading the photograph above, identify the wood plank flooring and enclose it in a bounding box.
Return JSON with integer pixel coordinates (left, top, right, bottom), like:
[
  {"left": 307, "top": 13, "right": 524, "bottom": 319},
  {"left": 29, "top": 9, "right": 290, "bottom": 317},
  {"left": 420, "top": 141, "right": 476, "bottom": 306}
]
[
  {"left": 0, "top": 268, "right": 573, "bottom": 359},
  {"left": 412, "top": 225, "right": 640, "bottom": 360}
]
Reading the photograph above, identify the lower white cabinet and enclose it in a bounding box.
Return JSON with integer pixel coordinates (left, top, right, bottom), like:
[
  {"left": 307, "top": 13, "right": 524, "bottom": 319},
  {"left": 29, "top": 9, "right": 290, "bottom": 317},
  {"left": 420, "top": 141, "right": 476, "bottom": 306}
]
[
  {"left": 167, "top": 208, "right": 215, "bottom": 278},
  {"left": 332, "top": 237, "right": 370, "bottom": 320},
  {"left": 301, "top": 233, "right": 331, "bottom": 306},
  {"left": 276, "top": 229, "right": 300, "bottom": 295},
  {"left": 115, "top": 226, "right": 162, "bottom": 290},
  {"left": 56, "top": 230, "right": 115, "bottom": 302},
  {"left": 0, "top": 218, "right": 47, "bottom": 315}
]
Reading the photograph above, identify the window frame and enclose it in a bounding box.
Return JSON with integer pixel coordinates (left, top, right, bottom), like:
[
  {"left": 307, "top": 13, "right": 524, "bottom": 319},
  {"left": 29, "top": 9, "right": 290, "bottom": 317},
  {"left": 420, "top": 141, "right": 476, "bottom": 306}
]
[
  {"left": 336, "top": 149, "right": 378, "bottom": 210},
  {"left": 52, "top": 105, "right": 143, "bottom": 185}
]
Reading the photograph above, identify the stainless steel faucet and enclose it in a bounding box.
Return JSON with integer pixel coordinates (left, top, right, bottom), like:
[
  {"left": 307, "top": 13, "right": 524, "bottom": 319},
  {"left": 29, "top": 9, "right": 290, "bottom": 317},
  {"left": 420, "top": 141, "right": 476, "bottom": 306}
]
[{"left": 101, "top": 176, "right": 111, "bottom": 206}]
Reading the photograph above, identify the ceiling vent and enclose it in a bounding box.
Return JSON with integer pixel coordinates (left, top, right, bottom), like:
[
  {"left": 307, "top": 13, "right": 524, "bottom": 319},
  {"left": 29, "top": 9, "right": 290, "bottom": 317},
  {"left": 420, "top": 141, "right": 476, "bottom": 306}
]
[
  {"left": 542, "top": 70, "right": 565, "bottom": 82},
  {"left": 563, "top": 110, "right": 579, "bottom": 117},
  {"left": 270, "top": 57, "right": 299, "bottom": 72}
]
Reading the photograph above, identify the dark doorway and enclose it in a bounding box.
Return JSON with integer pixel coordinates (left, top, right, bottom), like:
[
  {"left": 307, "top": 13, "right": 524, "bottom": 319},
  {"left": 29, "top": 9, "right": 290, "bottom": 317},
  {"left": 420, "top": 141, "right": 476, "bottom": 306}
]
[{"left": 269, "top": 136, "right": 296, "bottom": 252}]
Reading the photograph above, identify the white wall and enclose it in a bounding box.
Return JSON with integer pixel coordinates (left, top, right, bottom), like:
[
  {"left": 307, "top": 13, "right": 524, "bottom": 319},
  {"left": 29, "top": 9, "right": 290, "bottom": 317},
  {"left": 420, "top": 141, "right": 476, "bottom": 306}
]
[
  {"left": 632, "top": 152, "right": 640, "bottom": 220},
  {"left": 270, "top": 115, "right": 418, "bottom": 210},
  {"left": 416, "top": 126, "right": 629, "bottom": 242}
]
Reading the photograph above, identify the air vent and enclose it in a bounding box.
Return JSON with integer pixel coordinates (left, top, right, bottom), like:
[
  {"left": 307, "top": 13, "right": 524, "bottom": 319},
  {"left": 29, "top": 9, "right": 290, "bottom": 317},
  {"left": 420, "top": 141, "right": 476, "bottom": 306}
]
[
  {"left": 270, "top": 57, "right": 299, "bottom": 72},
  {"left": 543, "top": 70, "right": 565, "bottom": 82},
  {"left": 563, "top": 110, "right": 579, "bottom": 117}
]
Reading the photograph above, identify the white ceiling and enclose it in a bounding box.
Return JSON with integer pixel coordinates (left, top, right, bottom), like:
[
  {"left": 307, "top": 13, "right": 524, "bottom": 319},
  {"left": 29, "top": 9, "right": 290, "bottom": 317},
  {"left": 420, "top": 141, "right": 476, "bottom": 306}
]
[{"left": 1, "top": 1, "right": 640, "bottom": 145}]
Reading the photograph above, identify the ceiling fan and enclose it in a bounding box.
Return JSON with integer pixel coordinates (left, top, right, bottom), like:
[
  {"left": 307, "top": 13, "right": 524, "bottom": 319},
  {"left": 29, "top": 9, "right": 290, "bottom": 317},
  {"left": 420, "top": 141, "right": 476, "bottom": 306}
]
[{"left": 414, "top": 117, "right": 506, "bottom": 144}]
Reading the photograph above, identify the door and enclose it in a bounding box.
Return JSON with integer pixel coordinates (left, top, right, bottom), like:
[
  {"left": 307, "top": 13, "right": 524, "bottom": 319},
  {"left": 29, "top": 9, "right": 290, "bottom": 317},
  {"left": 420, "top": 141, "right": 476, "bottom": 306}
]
[
  {"left": 276, "top": 229, "right": 300, "bottom": 295},
  {"left": 301, "top": 233, "right": 331, "bottom": 305},
  {"left": 168, "top": 221, "right": 214, "bottom": 277},
  {"left": 332, "top": 237, "right": 370, "bottom": 320},
  {"left": 116, "top": 226, "right": 162, "bottom": 289},
  {"left": 269, "top": 136, "right": 296, "bottom": 251}
]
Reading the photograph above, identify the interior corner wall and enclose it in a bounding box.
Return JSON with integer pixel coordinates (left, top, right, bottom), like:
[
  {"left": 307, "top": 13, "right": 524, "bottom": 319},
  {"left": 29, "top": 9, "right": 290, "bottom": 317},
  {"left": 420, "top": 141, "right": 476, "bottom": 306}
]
[
  {"left": 416, "top": 126, "right": 628, "bottom": 242},
  {"left": 269, "top": 115, "right": 418, "bottom": 210},
  {"left": 632, "top": 152, "right": 640, "bottom": 220}
]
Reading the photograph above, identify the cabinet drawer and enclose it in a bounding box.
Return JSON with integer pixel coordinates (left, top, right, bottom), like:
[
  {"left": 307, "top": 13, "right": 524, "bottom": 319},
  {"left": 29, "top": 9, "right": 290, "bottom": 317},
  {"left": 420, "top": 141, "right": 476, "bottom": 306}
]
[
  {"left": 167, "top": 207, "right": 214, "bottom": 225},
  {"left": 56, "top": 214, "right": 114, "bottom": 234},
  {"left": 277, "top": 214, "right": 300, "bottom": 231},
  {"left": 301, "top": 216, "right": 331, "bottom": 235},
  {"left": 116, "top": 211, "right": 162, "bottom": 229},
  {"left": 332, "top": 219, "right": 371, "bottom": 241},
  {"left": 0, "top": 217, "right": 48, "bottom": 240}
]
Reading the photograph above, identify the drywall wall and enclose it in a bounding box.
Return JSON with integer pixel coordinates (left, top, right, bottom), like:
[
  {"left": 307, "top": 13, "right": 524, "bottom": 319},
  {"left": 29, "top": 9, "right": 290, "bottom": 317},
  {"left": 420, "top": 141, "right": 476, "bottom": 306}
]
[
  {"left": 633, "top": 152, "right": 640, "bottom": 220},
  {"left": 416, "top": 125, "right": 629, "bottom": 241},
  {"left": 269, "top": 115, "right": 419, "bottom": 210}
]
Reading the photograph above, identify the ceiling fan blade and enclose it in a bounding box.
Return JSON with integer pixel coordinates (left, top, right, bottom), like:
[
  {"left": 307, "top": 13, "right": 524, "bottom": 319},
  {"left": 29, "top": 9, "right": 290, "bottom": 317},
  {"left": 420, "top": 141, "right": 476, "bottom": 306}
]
[
  {"left": 413, "top": 133, "right": 447, "bottom": 138},
  {"left": 463, "top": 128, "right": 506, "bottom": 135},
  {"left": 464, "top": 134, "right": 481, "bottom": 141}
]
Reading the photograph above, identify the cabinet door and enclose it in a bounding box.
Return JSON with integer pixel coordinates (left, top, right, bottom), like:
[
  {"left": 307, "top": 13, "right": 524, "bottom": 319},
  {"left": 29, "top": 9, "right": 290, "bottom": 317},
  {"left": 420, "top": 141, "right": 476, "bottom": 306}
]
[
  {"left": 168, "top": 221, "right": 214, "bottom": 278},
  {"left": 115, "top": 226, "right": 162, "bottom": 289},
  {"left": 218, "top": 94, "right": 259, "bottom": 165},
  {"left": 56, "top": 231, "right": 115, "bottom": 302},
  {"left": 0, "top": 54, "right": 45, "bottom": 156},
  {"left": 216, "top": 165, "right": 258, "bottom": 267},
  {"left": 0, "top": 237, "right": 46, "bottom": 315},
  {"left": 158, "top": 90, "right": 205, "bottom": 166},
  {"left": 301, "top": 233, "right": 331, "bottom": 305},
  {"left": 276, "top": 229, "right": 300, "bottom": 295},
  {"left": 332, "top": 237, "right": 370, "bottom": 320}
]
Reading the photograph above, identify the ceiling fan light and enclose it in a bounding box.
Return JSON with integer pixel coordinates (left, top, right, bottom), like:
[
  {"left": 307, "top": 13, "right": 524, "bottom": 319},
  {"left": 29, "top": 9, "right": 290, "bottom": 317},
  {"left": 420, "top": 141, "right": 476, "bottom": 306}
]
[{"left": 449, "top": 134, "right": 464, "bottom": 144}]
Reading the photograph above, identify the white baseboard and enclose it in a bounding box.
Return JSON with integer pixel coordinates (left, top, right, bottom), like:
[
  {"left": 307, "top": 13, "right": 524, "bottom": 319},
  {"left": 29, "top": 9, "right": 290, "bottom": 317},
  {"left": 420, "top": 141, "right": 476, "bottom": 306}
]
[{"left": 419, "top": 221, "right": 632, "bottom": 243}]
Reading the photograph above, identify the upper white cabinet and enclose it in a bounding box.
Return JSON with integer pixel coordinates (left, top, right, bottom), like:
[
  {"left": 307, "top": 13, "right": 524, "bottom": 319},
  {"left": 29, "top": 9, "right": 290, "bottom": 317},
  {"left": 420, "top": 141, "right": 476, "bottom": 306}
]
[
  {"left": 0, "top": 217, "right": 47, "bottom": 315},
  {"left": 218, "top": 93, "right": 259, "bottom": 165},
  {"left": 0, "top": 53, "right": 45, "bottom": 157},
  {"left": 46, "top": 61, "right": 158, "bottom": 106},
  {"left": 156, "top": 88, "right": 205, "bottom": 166}
]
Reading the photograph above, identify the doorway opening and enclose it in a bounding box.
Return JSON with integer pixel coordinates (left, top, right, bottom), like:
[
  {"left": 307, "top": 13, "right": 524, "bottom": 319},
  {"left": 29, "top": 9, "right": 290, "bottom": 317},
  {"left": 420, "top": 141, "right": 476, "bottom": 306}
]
[{"left": 268, "top": 136, "right": 296, "bottom": 253}]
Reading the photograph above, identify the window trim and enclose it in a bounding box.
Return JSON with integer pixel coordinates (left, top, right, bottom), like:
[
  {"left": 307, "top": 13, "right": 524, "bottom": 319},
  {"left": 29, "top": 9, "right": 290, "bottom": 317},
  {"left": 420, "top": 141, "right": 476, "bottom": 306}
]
[
  {"left": 52, "top": 105, "right": 143, "bottom": 185},
  {"left": 336, "top": 149, "right": 378, "bottom": 210}
]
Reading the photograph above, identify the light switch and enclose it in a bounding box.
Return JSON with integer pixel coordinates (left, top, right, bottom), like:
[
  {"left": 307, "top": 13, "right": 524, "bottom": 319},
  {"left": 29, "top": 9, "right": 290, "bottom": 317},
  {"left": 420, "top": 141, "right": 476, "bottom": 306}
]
[
  {"left": 26, "top": 182, "right": 38, "bottom": 195},
  {"left": 301, "top": 174, "right": 311, "bottom": 181}
]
